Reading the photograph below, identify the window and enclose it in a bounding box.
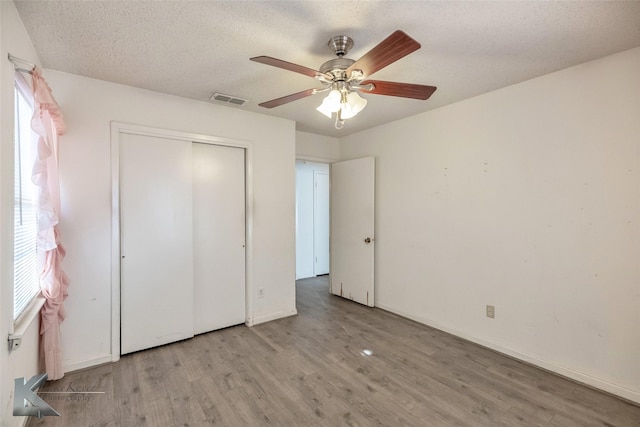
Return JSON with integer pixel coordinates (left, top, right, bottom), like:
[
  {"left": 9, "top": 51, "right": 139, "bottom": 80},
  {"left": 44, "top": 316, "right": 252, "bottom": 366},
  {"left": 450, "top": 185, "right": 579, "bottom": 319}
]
[{"left": 13, "top": 79, "right": 40, "bottom": 321}]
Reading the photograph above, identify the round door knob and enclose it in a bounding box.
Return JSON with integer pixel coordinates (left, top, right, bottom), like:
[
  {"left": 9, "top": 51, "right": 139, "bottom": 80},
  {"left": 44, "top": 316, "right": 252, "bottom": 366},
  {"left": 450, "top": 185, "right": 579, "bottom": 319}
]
[{"left": 364, "top": 237, "right": 371, "bottom": 244}]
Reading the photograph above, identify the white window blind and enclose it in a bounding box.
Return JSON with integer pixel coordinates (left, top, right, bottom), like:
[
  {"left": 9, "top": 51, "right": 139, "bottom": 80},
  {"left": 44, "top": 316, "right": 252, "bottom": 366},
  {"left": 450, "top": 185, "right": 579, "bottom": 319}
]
[{"left": 14, "top": 82, "right": 40, "bottom": 321}]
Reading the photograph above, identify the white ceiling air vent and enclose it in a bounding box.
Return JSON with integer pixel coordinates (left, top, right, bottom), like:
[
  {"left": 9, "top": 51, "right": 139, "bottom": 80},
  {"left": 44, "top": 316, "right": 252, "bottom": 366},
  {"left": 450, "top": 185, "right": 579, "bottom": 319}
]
[{"left": 209, "top": 92, "right": 248, "bottom": 106}]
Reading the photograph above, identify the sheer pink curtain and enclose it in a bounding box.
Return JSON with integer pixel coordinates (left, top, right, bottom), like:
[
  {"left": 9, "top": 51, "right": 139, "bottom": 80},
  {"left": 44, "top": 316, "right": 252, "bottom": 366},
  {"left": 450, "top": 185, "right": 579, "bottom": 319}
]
[{"left": 30, "top": 67, "right": 68, "bottom": 380}]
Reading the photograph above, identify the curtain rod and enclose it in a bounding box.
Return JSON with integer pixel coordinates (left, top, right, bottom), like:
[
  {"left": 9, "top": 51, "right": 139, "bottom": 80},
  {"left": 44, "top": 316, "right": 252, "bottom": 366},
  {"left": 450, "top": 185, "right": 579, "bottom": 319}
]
[{"left": 8, "top": 53, "right": 35, "bottom": 75}]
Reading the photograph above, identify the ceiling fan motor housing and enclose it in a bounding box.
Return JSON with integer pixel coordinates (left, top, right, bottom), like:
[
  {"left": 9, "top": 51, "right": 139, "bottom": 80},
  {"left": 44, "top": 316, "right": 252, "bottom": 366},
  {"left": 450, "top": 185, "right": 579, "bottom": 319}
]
[{"left": 319, "top": 57, "right": 356, "bottom": 81}]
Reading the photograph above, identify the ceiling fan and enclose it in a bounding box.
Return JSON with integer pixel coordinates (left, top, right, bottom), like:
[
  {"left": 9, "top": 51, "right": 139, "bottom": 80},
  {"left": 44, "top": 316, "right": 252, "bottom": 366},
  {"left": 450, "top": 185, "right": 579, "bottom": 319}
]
[{"left": 250, "top": 30, "right": 437, "bottom": 129}]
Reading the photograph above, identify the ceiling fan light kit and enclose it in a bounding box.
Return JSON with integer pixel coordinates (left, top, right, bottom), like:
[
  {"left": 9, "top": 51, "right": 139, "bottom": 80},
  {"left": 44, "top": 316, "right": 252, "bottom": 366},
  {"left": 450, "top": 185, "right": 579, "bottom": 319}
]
[
  {"left": 340, "top": 92, "right": 368, "bottom": 120},
  {"left": 251, "top": 30, "right": 437, "bottom": 129},
  {"left": 316, "top": 83, "right": 368, "bottom": 129}
]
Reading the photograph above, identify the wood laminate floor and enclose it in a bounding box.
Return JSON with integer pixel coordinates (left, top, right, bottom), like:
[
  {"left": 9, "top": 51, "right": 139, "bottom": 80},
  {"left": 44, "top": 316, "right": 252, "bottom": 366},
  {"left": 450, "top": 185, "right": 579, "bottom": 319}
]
[{"left": 28, "top": 276, "right": 639, "bottom": 426}]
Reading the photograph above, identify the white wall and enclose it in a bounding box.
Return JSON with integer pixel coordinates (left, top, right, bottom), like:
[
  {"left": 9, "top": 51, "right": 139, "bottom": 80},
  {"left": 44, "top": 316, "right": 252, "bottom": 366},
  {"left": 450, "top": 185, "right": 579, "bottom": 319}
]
[
  {"left": 295, "top": 161, "right": 330, "bottom": 279},
  {"left": 41, "top": 69, "right": 296, "bottom": 372},
  {"left": 0, "top": 2, "right": 43, "bottom": 425},
  {"left": 296, "top": 131, "right": 339, "bottom": 162},
  {"left": 339, "top": 47, "right": 640, "bottom": 403}
]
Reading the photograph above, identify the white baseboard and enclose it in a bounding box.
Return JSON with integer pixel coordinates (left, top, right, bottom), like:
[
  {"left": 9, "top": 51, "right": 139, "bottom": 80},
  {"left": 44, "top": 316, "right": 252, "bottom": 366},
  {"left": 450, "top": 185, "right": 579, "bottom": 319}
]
[
  {"left": 63, "top": 354, "right": 113, "bottom": 374},
  {"left": 250, "top": 308, "right": 297, "bottom": 326},
  {"left": 376, "top": 302, "right": 640, "bottom": 405},
  {"left": 62, "top": 309, "right": 296, "bottom": 372}
]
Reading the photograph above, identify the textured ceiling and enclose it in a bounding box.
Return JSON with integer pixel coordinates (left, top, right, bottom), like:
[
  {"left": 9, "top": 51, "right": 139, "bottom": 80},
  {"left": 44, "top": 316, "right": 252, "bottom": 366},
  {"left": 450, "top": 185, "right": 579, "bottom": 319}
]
[{"left": 14, "top": 1, "right": 640, "bottom": 137}]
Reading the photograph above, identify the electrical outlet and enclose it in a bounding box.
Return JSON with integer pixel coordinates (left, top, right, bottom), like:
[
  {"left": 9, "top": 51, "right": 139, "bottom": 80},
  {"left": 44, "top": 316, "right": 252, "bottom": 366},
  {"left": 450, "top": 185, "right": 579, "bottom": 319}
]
[
  {"left": 486, "top": 305, "right": 495, "bottom": 319},
  {"left": 258, "top": 288, "right": 264, "bottom": 299}
]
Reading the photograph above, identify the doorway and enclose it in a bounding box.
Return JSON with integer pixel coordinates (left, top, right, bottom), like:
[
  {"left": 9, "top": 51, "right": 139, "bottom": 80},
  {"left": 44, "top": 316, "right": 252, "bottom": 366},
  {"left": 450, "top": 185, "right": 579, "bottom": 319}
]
[{"left": 295, "top": 160, "right": 330, "bottom": 279}]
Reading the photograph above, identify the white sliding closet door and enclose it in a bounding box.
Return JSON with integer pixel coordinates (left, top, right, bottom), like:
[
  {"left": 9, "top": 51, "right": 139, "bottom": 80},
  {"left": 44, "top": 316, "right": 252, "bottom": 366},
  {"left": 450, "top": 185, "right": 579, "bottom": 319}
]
[
  {"left": 193, "top": 143, "right": 246, "bottom": 334},
  {"left": 120, "top": 133, "right": 194, "bottom": 354}
]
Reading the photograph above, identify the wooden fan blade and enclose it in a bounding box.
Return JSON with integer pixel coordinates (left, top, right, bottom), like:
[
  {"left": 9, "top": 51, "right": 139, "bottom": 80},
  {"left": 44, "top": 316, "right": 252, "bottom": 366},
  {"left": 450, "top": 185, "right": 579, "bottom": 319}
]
[
  {"left": 251, "top": 56, "right": 329, "bottom": 79},
  {"left": 346, "top": 30, "right": 421, "bottom": 78},
  {"left": 361, "top": 80, "right": 437, "bottom": 100},
  {"left": 258, "top": 88, "right": 317, "bottom": 108}
]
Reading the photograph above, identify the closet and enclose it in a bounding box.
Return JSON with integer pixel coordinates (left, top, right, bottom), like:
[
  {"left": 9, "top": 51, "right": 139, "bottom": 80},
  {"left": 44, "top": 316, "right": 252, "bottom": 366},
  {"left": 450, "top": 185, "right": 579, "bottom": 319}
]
[{"left": 119, "top": 132, "right": 245, "bottom": 354}]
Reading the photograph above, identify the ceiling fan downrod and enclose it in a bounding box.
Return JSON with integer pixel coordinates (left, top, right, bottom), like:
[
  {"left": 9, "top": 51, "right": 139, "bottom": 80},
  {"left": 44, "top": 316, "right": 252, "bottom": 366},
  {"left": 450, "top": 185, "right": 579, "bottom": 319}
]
[{"left": 328, "top": 36, "right": 354, "bottom": 57}]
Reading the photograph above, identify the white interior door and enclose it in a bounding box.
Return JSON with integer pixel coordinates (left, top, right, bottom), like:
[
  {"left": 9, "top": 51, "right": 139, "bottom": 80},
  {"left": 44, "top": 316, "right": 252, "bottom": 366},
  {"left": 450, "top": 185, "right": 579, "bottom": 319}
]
[
  {"left": 193, "top": 143, "right": 246, "bottom": 335},
  {"left": 330, "top": 157, "right": 375, "bottom": 307},
  {"left": 314, "top": 171, "right": 330, "bottom": 275},
  {"left": 120, "top": 133, "right": 194, "bottom": 354}
]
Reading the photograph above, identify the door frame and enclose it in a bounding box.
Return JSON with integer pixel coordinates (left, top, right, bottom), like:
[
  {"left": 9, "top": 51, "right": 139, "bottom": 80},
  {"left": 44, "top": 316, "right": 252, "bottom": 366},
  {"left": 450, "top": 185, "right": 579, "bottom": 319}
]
[
  {"left": 110, "top": 122, "right": 254, "bottom": 362},
  {"left": 313, "top": 170, "right": 330, "bottom": 276}
]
